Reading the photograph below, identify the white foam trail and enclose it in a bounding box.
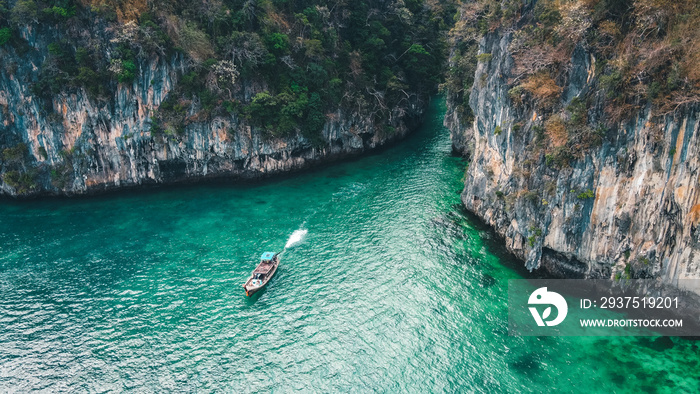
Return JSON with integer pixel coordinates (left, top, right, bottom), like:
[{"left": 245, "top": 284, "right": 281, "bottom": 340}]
[{"left": 285, "top": 229, "right": 308, "bottom": 249}]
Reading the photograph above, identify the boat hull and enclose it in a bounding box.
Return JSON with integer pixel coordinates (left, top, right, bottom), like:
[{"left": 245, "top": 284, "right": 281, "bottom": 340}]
[{"left": 243, "top": 256, "right": 279, "bottom": 296}]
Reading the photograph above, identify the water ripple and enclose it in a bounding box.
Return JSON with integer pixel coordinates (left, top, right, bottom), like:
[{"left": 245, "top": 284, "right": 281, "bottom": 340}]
[{"left": 0, "top": 100, "right": 698, "bottom": 392}]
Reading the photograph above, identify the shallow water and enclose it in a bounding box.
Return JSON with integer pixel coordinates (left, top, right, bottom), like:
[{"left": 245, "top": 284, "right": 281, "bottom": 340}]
[{"left": 0, "top": 98, "right": 698, "bottom": 392}]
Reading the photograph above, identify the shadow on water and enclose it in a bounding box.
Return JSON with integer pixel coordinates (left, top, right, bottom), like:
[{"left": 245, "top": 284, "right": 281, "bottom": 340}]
[
  {"left": 244, "top": 288, "right": 266, "bottom": 304},
  {"left": 449, "top": 202, "right": 544, "bottom": 280}
]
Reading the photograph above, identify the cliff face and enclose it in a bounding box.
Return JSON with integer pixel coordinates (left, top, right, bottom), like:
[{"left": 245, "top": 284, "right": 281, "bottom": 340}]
[
  {"left": 447, "top": 30, "right": 700, "bottom": 290},
  {"left": 0, "top": 25, "right": 421, "bottom": 196},
  {"left": 443, "top": 91, "right": 471, "bottom": 157},
  {"left": 0, "top": 0, "right": 447, "bottom": 197}
]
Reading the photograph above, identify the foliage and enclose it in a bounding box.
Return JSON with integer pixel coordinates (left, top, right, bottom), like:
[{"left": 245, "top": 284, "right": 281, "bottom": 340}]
[
  {"left": 31, "top": 37, "right": 112, "bottom": 102},
  {"left": 10, "top": 0, "right": 38, "bottom": 24},
  {"left": 2, "top": 143, "right": 28, "bottom": 163},
  {"left": 523, "top": 190, "right": 539, "bottom": 203},
  {"left": 508, "top": 86, "right": 524, "bottom": 105},
  {"left": 5, "top": 0, "right": 457, "bottom": 145},
  {"left": 528, "top": 235, "right": 536, "bottom": 247},
  {"left": 2, "top": 169, "right": 38, "bottom": 194},
  {"left": 520, "top": 73, "right": 562, "bottom": 106},
  {"left": 109, "top": 43, "right": 137, "bottom": 84},
  {"left": 525, "top": 0, "right": 698, "bottom": 115},
  {"left": 476, "top": 53, "right": 493, "bottom": 62},
  {"left": 527, "top": 225, "right": 542, "bottom": 246},
  {"left": 567, "top": 97, "right": 587, "bottom": 125},
  {"left": 599, "top": 70, "right": 623, "bottom": 98},
  {"left": 544, "top": 115, "right": 567, "bottom": 148},
  {"left": 0, "top": 27, "right": 10, "bottom": 45},
  {"left": 242, "top": 90, "right": 324, "bottom": 138},
  {"left": 116, "top": 59, "right": 136, "bottom": 83},
  {"left": 177, "top": 22, "right": 214, "bottom": 62},
  {"left": 50, "top": 162, "right": 73, "bottom": 189},
  {"left": 38, "top": 146, "right": 48, "bottom": 160},
  {"left": 43, "top": 4, "right": 76, "bottom": 20},
  {"left": 576, "top": 189, "right": 595, "bottom": 199},
  {"left": 264, "top": 32, "right": 289, "bottom": 56}
]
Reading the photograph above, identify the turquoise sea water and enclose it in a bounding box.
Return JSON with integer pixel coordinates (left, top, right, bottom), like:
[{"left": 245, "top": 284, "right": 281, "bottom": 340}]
[{"left": 0, "top": 98, "right": 698, "bottom": 392}]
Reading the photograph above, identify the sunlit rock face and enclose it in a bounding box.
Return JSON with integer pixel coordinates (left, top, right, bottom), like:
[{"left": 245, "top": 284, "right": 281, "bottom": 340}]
[
  {"left": 446, "top": 30, "right": 700, "bottom": 291},
  {"left": 0, "top": 26, "right": 424, "bottom": 197}
]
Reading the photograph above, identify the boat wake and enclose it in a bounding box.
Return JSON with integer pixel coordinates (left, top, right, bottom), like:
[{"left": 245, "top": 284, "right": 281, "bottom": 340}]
[{"left": 284, "top": 229, "right": 308, "bottom": 249}]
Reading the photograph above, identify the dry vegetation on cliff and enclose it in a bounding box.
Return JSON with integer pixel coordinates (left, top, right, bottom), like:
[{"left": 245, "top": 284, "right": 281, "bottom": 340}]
[
  {"left": 445, "top": 0, "right": 700, "bottom": 281},
  {"left": 446, "top": 0, "right": 700, "bottom": 135}
]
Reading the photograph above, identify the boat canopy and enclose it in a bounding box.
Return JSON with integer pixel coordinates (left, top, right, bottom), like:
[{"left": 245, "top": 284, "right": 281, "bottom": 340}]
[{"left": 261, "top": 252, "right": 276, "bottom": 261}]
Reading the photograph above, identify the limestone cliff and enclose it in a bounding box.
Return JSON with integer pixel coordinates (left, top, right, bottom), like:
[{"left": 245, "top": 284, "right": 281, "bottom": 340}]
[
  {"left": 0, "top": 31, "right": 421, "bottom": 196},
  {"left": 446, "top": 7, "right": 700, "bottom": 291},
  {"left": 0, "top": 0, "right": 445, "bottom": 197}
]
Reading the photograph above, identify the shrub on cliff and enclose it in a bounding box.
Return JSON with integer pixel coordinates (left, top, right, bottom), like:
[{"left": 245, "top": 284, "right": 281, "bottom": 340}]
[
  {"left": 2, "top": 143, "right": 28, "bottom": 164},
  {"left": 537, "top": 0, "right": 698, "bottom": 116},
  {"left": 10, "top": 0, "right": 38, "bottom": 24},
  {"left": 520, "top": 73, "right": 562, "bottom": 107},
  {"left": 2, "top": 169, "right": 38, "bottom": 194},
  {"left": 544, "top": 116, "right": 567, "bottom": 148},
  {"left": 577, "top": 189, "right": 595, "bottom": 200},
  {"left": 0, "top": 27, "right": 10, "bottom": 45},
  {"left": 175, "top": 21, "right": 214, "bottom": 63},
  {"left": 242, "top": 90, "right": 324, "bottom": 138}
]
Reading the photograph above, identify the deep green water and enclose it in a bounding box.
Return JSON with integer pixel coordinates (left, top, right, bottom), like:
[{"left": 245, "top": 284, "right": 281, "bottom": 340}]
[{"left": 1, "top": 98, "right": 698, "bottom": 392}]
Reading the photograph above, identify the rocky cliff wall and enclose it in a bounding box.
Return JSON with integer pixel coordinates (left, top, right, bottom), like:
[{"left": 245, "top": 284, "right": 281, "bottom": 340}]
[
  {"left": 447, "top": 30, "right": 700, "bottom": 292},
  {"left": 0, "top": 24, "right": 424, "bottom": 197}
]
